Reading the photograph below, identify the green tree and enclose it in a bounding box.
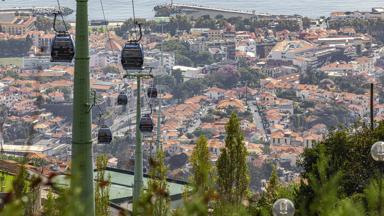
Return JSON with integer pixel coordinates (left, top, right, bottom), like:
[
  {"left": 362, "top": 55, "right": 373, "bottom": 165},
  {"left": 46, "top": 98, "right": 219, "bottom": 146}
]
[
  {"left": 95, "top": 155, "right": 111, "bottom": 216},
  {"left": 171, "top": 15, "right": 192, "bottom": 34},
  {"left": 306, "top": 146, "right": 342, "bottom": 216},
  {"left": 329, "top": 18, "right": 384, "bottom": 42},
  {"left": 364, "top": 178, "right": 384, "bottom": 216},
  {"left": 302, "top": 17, "right": 312, "bottom": 29},
  {"left": 189, "top": 51, "right": 215, "bottom": 66},
  {"left": 175, "top": 53, "right": 193, "bottom": 66},
  {"left": 216, "top": 113, "right": 249, "bottom": 205},
  {"left": 12, "top": 165, "right": 28, "bottom": 200},
  {"left": 295, "top": 121, "right": 384, "bottom": 215},
  {"left": 194, "top": 16, "right": 217, "bottom": 29},
  {"left": 161, "top": 40, "right": 188, "bottom": 52},
  {"left": 208, "top": 65, "right": 240, "bottom": 89},
  {"left": 249, "top": 165, "right": 298, "bottom": 216},
  {"left": 275, "top": 20, "right": 301, "bottom": 31},
  {"left": 154, "top": 5, "right": 172, "bottom": 17},
  {"left": 178, "top": 135, "right": 216, "bottom": 216},
  {"left": 239, "top": 67, "right": 264, "bottom": 87},
  {"left": 190, "top": 135, "right": 212, "bottom": 192},
  {"left": 43, "top": 189, "right": 60, "bottom": 216},
  {"left": 172, "top": 69, "right": 184, "bottom": 84},
  {"left": 135, "top": 150, "right": 170, "bottom": 216},
  {"left": 102, "top": 65, "right": 121, "bottom": 74},
  {"left": 171, "top": 78, "right": 208, "bottom": 102},
  {"left": 193, "top": 128, "right": 213, "bottom": 139},
  {"left": 155, "top": 75, "right": 176, "bottom": 92}
]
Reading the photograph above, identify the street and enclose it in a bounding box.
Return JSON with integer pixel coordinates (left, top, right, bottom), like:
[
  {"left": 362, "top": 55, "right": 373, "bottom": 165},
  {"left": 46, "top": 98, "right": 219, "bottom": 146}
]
[{"left": 248, "top": 100, "right": 267, "bottom": 142}]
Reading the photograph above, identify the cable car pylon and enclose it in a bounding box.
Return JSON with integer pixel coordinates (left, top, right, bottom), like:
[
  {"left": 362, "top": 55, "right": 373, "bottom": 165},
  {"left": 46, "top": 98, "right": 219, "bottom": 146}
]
[
  {"left": 123, "top": 68, "right": 153, "bottom": 203},
  {"left": 71, "top": 0, "right": 95, "bottom": 215},
  {"left": 156, "top": 87, "right": 162, "bottom": 151}
]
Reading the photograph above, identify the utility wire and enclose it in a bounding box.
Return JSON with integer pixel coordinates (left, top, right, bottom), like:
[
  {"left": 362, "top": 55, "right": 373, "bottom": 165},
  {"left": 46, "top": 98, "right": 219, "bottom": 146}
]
[
  {"left": 131, "top": 0, "right": 140, "bottom": 41},
  {"left": 99, "top": 0, "right": 114, "bottom": 54},
  {"left": 131, "top": 0, "right": 136, "bottom": 24},
  {"left": 56, "top": 0, "right": 68, "bottom": 32}
]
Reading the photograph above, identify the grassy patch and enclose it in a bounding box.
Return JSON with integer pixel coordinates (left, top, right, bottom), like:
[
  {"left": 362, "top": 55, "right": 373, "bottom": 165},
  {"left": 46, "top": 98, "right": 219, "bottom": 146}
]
[
  {"left": 0, "top": 172, "right": 15, "bottom": 192},
  {"left": 0, "top": 57, "right": 23, "bottom": 67}
]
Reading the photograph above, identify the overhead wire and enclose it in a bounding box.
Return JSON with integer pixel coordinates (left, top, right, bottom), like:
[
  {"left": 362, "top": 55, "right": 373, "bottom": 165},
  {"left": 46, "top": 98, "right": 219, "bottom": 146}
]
[
  {"left": 131, "top": 0, "right": 136, "bottom": 24},
  {"left": 56, "top": 0, "right": 68, "bottom": 32},
  {"left": 130, "top": 0, "right": 140, "bottom": 41},
  {"left": 99, "top": 0, "right": 115, "bottom": 55}
]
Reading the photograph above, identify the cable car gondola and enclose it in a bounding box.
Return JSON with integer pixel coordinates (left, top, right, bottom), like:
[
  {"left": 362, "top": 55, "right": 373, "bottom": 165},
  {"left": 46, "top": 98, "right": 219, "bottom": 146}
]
[
  {"left": 98, "top": 125, "right": 112, "bottom": 144},
  {"left": 50, "top": 12, "right": 75, "bottom": 63},
  {"left": 51, "top": 33, "right": 75, "bottom": 62},
  {"left": 121, "top": 23, "right": 144, "bottom": 70},
  {"left": 139, "top": 114, "right": 154, "bottom": 134},
  {"left": 121, "top": 42, "right": 144, "bottom": 70},
  {"left": 117, "top": 92, "right": 128, "bottom": 105},
  {"left": 147, "top": 86, "right": 158, "bottom": 98}
]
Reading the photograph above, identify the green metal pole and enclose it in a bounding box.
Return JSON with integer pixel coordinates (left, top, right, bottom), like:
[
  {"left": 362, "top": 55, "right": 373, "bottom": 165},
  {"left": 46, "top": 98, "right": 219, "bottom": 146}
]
[
  {"left": 160, "top": 22, "right": 164, "bottom": 75},
  {"left": 156, "top": 88, "right": 162, "bottom": 150},
  {"left": 133, "top": 76, "right": 143, "bottom": 202},
  {"left": 71, "top": 0, "right": 95, "bottom": 215},
  {"left": 371, "top": 83, "right": 374, "bottom": 130}
]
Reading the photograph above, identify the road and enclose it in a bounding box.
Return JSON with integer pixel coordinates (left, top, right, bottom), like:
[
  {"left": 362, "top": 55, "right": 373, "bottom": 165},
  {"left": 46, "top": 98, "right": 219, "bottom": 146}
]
[
  {"left": 248, "top": 100, "right": 267, "bottom": 142},
  {"left": 186, "top": 104, "right": 215, "bottom": 134},
  {"left": 110, "top": 106, "right": 136, "bottom": 136},
  {"left": 110, "top": 92, "right": 150, "bottom": 135},
  {"left": 110, "top": 100, "right": 214, "bottom": 138},
  {"left": 111, "top": 102, "right": 163, "bottom": 137}
]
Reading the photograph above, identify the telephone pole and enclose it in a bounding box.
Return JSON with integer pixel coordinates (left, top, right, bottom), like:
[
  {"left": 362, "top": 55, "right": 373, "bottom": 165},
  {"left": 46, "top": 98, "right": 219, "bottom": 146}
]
[{"left": 71, "top": 0, "right": 95, "bottom": 215}]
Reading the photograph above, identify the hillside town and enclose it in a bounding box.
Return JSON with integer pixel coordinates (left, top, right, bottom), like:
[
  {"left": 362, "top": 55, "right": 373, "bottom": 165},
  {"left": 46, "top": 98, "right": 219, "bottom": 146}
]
[{"left": 0, "top": 4, "right": 384, "bottom": 210}]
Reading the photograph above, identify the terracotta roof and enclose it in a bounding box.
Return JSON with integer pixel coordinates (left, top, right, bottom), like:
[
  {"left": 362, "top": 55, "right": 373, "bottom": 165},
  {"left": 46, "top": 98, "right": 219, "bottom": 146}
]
[
  {"left": 217, "top": 98, "right": 245, "bottom": 111},
  {"left": 205, "top": 87, "right": 226, "bottom": 94}
]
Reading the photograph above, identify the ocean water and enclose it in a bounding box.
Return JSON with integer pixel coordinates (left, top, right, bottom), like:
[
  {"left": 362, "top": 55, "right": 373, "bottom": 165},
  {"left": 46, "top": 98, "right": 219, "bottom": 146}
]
[{"left": 0, "top": 0, "right": 383, "bottom": 20}]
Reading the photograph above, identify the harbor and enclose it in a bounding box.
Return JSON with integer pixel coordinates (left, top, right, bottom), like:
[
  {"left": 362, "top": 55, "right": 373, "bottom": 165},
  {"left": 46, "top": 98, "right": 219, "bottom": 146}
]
[{"left": 0, "top": 6, "right": 73, "bottom": 16}]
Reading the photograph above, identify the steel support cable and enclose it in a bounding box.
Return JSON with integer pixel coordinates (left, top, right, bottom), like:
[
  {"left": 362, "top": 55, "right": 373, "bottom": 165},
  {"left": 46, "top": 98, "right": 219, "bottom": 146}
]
[
  {"left": 99, "top": 0, "right": 115, "bottom": 55},
  {"left": 56, "top": 0, "right": 68, "bottom": 32},
  {"left": 131, "top": 0, "right": 140, "bottom": 41}
]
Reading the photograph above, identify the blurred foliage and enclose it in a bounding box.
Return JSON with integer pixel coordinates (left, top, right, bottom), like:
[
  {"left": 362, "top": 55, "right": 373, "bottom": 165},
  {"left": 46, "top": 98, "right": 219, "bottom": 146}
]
[
  {"left": 1, "top": 119, "right": 384, "bottom": 216},
  {"left": 95, "top": 155, "right": 111, "bottom": 216},
  {"left": 134, "top": 150, "right": 170, "bottom": 216}
]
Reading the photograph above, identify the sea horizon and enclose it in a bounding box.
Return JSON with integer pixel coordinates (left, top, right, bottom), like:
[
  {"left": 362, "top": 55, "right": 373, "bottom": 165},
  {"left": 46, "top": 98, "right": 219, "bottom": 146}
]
[{"left": 0, "top": 0, "right": 383, "bottom": 21}]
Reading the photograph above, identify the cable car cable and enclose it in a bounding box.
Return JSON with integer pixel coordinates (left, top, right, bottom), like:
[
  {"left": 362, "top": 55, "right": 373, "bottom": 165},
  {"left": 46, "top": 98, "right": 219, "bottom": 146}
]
[
  {"left": 121, "top": 0, "right": 144, "bottom": 70},
  {"left": 130, "top": 0, "right": 141, "bottom": 42},
  {"left": 55, "top": 0, "right": 68, "bottom": 33},
  {"left": 51, "top": 0, "right": 74, "bottom": 62},
  {"left": 99, "top": 0, "right": 115, "bottom": 55},
  {"left": 131, "top": 0, "right": 136, "bottom": 24}
]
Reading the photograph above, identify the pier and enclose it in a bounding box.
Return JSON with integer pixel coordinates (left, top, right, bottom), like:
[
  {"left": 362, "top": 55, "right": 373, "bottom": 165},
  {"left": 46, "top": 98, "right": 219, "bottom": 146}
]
[
  {"left": 0, "top": 6, "right": 73, "bottom": 16},
  {"left": 171, "top": 3, "right": 257, "bottom": 19}
]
